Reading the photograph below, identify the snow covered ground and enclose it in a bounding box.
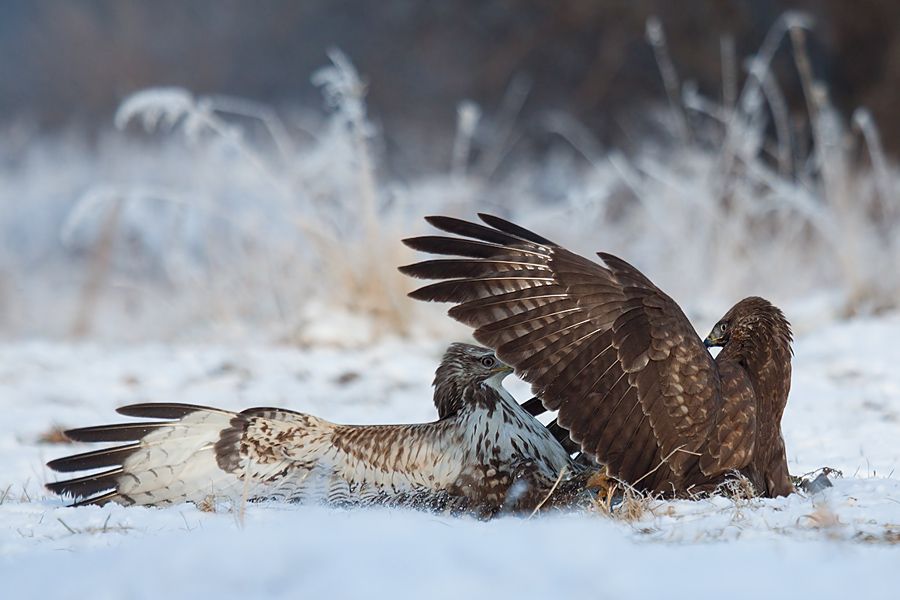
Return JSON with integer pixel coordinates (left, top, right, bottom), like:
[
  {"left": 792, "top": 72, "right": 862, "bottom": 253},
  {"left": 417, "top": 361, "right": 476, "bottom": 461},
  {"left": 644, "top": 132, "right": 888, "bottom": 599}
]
[{"left": 2, "top": 315, "right": 900, "bottom": 599}]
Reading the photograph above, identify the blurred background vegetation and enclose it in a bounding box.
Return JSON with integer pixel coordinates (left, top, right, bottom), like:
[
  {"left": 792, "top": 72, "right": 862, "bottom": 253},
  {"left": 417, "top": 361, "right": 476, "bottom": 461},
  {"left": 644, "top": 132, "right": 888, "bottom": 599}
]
[
  {"left": 0, "top": 1, "right": 897, "bottom": 342},
  {"left": 3, "top": 0, "right": 899, "bottom": 159}
]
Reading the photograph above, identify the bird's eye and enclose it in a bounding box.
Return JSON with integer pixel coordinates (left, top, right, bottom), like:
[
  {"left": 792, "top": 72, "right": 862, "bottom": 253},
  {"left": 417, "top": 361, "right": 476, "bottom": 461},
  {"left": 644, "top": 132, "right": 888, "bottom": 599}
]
[
  {"left": 720, "top": 322, "right": 729, "bottom": 332},
  {"left": 480, "top": 356, "right": 496, "bottom": 368}
]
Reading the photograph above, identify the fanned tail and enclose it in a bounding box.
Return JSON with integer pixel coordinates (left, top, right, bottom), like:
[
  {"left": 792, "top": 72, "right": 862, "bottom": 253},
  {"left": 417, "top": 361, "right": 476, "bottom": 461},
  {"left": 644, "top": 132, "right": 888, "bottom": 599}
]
[
  {"left": 46, "top": 403, "right": 462, "bottom": 509},
  {"left": 45, "top": 403, "right": 340, "bottom": 507}
]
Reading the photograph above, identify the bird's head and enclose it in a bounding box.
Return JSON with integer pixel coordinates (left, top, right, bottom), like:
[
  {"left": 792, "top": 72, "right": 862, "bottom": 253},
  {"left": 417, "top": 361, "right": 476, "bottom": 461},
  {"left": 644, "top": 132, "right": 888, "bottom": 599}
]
[
  {"left": 432, "top": 343, "right": 513, "bottom": 417},
  {"left": 704, "top": 296, "right": 793, "bottom": 353},
  {"left": 437, "top": 343, "right": 514, "bottom": 385}
]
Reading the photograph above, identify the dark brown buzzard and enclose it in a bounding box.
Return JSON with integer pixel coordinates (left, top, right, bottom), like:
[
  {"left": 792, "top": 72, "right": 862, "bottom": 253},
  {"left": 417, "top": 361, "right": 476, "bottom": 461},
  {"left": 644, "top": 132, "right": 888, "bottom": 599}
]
[{"left": 400, "top": 214, "right": 794, "bottom": 498}]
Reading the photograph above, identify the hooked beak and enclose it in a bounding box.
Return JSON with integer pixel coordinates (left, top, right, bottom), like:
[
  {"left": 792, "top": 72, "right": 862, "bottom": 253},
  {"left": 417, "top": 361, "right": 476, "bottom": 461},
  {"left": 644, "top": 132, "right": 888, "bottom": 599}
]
[
  {"left": 703, "top": 334, "right": 724, "bottom": 348},
  {"left": 492, "top": 364, "right": 514, "bottom": 375}
]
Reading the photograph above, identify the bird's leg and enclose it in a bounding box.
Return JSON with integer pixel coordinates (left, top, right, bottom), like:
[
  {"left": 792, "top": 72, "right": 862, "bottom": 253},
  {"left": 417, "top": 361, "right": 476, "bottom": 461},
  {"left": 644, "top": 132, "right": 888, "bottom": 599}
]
[{"left": 585, "top": 465, "right": 613, "bottom": 494}]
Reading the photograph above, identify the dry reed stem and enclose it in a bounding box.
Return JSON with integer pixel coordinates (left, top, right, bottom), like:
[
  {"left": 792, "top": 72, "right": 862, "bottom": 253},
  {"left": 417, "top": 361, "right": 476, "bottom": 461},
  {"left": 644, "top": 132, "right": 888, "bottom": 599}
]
[{"left": 528, "top": 466, "right": 568, "bottom": 519}]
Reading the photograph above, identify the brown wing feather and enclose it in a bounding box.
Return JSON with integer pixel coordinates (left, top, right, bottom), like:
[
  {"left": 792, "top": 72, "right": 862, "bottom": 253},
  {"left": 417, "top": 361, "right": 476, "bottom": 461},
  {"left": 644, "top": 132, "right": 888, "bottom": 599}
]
[{"left": 402, "top": 214, "right": 724, "bottom": 489}]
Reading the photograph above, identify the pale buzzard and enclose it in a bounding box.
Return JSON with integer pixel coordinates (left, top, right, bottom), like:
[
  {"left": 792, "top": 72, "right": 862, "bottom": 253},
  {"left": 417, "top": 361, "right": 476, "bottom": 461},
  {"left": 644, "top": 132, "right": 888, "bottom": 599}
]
[{"left": 46, "top": 343, "right": 578, "bottom": 515}]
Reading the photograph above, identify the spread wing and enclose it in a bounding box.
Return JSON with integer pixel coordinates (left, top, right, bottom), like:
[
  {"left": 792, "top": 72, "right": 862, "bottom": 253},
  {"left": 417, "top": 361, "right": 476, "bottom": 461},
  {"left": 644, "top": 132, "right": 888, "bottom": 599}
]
[
  {"left": 401, "top": 214, "right": 733, "bottom": 490},
  {"left": 46, "top": 403, "right": 464, "bottom": 507}
]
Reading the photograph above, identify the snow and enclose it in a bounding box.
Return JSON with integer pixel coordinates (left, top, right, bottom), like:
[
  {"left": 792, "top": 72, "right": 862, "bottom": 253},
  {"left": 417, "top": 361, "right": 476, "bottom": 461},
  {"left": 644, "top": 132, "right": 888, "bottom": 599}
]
[
  {"left": 2, "top": 315, "right": 900, "bottom": 598},
  {"left": 6, "top": 503, "right": 900, "bottom": 600}
]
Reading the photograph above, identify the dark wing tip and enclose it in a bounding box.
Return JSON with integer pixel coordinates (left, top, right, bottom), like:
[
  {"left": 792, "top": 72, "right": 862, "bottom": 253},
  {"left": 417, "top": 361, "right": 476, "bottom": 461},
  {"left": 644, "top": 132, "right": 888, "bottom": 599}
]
[
  {"left": 63, "top": 422, "right": 171, "bottom": 443},
  {"left": 477, "top": 213, "right": 556, "bottom": 246},
  {"left": 62, "top": 405, "right": 226, "bottom": 444},
  {"left": 401, "top": 235, "right": 461, "bottom": 254},
  {"left": 400, "top": 235, "right": 503, "bottom": 259},
  {"left": 406, "top": 282, "right": 448, "bottom": 302},
  {"left": 45, "top": 467, "right": 123, "bottom": 499},
  {"left": 116, "top": 403, "right": 219, "bottom": 419},
  {"left": 422, "top": 215, "right": 530, "bottom": 246},
  {"left": 46, "top": 443, "right": 141, "bottom": 473},
  {"left": 399, "top": 258, "right": 507, "bottom": 280},
  {"left": 423, "top": 215, "right": 455, "bottom": 228},
  {"left": 397, "top": 262, "right": 421, "bottom": 277},
  {"left": 72, "top": 490, "right": 120, "bottom": 507},
  {"left": 401, "top": 236, "right": 426, "bottom": 251}
]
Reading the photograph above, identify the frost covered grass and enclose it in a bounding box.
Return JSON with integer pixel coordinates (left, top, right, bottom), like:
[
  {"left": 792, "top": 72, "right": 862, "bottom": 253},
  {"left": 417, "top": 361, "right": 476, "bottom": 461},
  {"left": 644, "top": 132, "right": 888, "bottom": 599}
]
[
  {"left": 0, "top": 16, "right": 898, "bottom": 343},
  {"left": 1, "top": 316, "right": 900, "bottom": 597}
]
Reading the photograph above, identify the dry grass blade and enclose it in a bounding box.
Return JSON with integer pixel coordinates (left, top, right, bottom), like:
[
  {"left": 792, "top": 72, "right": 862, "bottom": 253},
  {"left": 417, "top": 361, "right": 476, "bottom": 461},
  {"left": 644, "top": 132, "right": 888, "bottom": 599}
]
[
  {"left": 196, "top": 495, "right": 219, "bottom": 513},
  {"left": 630, "top": 445, "right": 699, "bottom": 488},
  {"left": 57, "top": 518, "right": 78, "bottom": 535},
  {"left": 528, "top": 466, "right": 568, "bottom": 519},
  {"left": 0, "top": 484, "right": 12, "bottom": 505},
  {"left": 56, "top": 516, "right": 134, "bottom": 536},
  {"left": 589, "top": 476, "right": 656, "bottom": 523},
  {"left": 715, "top": 472, "right": 758, "bottom": 504}
]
